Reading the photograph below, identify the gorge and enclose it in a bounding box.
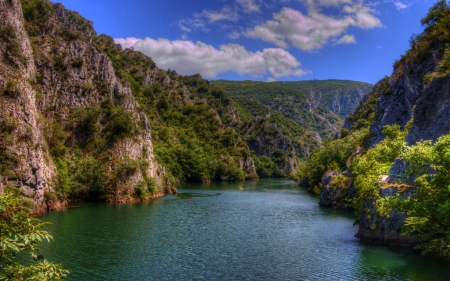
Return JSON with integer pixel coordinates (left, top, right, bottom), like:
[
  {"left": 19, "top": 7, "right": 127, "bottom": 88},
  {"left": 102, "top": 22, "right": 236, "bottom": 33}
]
[{"left": 2, "top": 0, "right": 450, "bottom": 279}]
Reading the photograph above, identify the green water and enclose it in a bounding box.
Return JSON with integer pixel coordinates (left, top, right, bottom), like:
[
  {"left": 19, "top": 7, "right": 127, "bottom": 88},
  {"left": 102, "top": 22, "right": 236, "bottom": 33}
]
[{"left": 39, "top": 179, "right": 450, "bottom": 280}]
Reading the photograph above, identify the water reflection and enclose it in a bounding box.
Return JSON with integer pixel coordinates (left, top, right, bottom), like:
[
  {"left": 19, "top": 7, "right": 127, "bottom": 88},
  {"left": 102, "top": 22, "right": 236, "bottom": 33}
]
[{"left": 39, "top": 179, "right": 450, "bottom": 281}]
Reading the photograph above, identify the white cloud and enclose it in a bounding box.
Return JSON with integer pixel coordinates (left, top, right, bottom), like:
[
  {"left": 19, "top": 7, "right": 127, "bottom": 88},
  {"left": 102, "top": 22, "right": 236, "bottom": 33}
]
[
  {"left": 196, "top": 6, "right": 239, "bottom": 22},
  {"left": 176, "top": 18, "right": 209, "bottom": 33},
  {"left": 247, "top": 2, "right": 381, "bottom": 51},
  {"left": 115, "top": 37, "right": 306, "bottom": 78},
  {"left": 266, "top": 77, "right": 277, "bottom": 82},
  {"left": 335, "top": 34, "right": 356, "bottom": 44},
  {"left": 177, "top": 5, "right": 239, "bottom": 32},
  {"left": 236, "top": 0, "right": 261, "bottom": 13},
  {"left": 228, "top": 30, "right": 242, "bottom": 39},
  {"left": 392, "top": 1, "right": 409, "bottom": 11}
]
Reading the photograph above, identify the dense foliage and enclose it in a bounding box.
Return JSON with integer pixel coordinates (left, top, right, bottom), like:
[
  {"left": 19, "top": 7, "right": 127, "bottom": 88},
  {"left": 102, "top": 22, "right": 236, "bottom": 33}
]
[
  {"left": 296, "top": 1, "right": 450, "bottom": 257},
  {"left": 211, "top": 80, "right": 343, "bottom": 140},
  {"left": 93, "top": 35, "right": 253, "bottom": 184},
  {"left": 232, "top": 96, "right": 320, "bottom": 160},
  {"left": 0, "top": 192, "right": 69, "bottom": 280},
  {"left": 294, "top": 128, "right": 369, "bottom": 194}
]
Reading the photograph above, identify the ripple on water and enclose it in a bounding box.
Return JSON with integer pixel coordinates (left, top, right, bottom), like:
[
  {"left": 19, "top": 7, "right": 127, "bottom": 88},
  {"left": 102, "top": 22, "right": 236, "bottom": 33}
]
[{"left": 40, "top": 179, "right": 450, "bottom": 281}]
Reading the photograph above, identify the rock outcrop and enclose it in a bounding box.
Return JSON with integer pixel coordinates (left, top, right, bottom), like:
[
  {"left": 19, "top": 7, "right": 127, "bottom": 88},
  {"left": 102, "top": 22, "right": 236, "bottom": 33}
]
[
  {"left": 319, "top": 170, "right": 354, "bottom": 209},
  {"left": 0, "top": 0, "right": 260, "bottom": 214},
  {"left": 0, "top": 0, "right": 60, "bottom": 209},
  {"left": 355, "top": 185, "right": 418, "bottom": 246},
  {"left": 0, "top": 0, "right": 166, "bottom": 210},
  {"left": 349, "top": 33, "right": 450, "bottom": 147}
]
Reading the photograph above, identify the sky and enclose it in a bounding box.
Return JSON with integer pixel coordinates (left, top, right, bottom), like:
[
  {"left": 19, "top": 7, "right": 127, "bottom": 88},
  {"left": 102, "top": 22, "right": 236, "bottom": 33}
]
[{"left": 55, "top": 0, "right": 436, "bottom": 84}]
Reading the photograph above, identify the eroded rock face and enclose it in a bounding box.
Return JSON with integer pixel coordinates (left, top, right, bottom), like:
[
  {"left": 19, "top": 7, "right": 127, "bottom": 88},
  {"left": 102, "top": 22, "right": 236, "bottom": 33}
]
[
  {"left": 0, "top": 0, "right": 57, "bottom": 206},
  {"left": 355, "top": 186, "right": 418, "bottom": 247},
  {"left": 319, "top": 170, "right": 354, "bottom": 209},
  {"left": 245, "top": 118, "right": 298, "bottom": 176},
  {"left": 406, "top": 72, "right": 450, "bottom": 145},
  {"left": 366, "top": 44, "right": 449, "bottom": 147},
  {"left": 0, "top": 0, "right": 166, "bottom": 209}
]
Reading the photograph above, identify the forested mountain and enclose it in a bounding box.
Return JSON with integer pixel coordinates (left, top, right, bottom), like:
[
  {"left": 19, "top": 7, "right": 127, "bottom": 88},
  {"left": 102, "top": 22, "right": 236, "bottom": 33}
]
[
  {"left": 0, "top": 0, "right": 261, "bottom": 214},
  {"left": 211, "top": 79, "right": 372, "bottom": 163},
  {"left": 211, "top": 80, "right": 346, "bottom": 142},
  {"left": 275, "top": 80, "right": 372, "bottom": 118},
  {"left": 296, "top": 0, "right": 450, "bottom": 257}
]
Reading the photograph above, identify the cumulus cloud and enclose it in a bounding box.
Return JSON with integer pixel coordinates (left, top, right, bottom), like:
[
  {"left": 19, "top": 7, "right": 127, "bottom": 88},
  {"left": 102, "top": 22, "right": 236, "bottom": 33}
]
[
  {"left": 115, "top": 37, "right": 306, "bottom": 78},
  {"left": 335, "top": 34, "right": 356, "bottom": 44},
  {"left": 247, "top": 2, "right": 381, "bottom": 51}
]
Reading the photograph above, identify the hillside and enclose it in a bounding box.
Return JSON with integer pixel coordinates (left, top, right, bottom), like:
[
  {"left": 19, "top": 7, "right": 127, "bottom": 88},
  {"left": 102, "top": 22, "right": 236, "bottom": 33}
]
[
  {"left": 275, "top": 80, "right": 372, "bottom": 118},
  {"left": 296, "top": 0, "right": 450, "bottom": 256},
  {"left": 0, "top": 0, "right": 262, "bottom": 214},
  {"left": 211, "top": 80, "right": 346, "bottom": 142}
]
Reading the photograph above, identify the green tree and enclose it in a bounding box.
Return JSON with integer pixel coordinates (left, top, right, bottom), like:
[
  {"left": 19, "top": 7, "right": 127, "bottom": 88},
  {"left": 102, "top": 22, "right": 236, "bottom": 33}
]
[
  {"left": 0, "top": 192, "right": 69, "bottom": 280},
  {"left": 397, "top": 134, "right": 450, "bottom": 256}
]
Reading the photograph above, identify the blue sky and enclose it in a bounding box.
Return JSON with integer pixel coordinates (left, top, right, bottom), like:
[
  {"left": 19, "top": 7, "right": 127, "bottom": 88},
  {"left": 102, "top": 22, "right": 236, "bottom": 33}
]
[{"left": 55, "top": 0, "right": 435, "bottom": 84}]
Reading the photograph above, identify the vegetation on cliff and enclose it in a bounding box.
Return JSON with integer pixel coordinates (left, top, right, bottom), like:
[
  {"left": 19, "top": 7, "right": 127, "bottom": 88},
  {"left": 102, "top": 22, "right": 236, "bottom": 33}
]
[
  {"left": 274, "top": 80, "right": 372, "bottom": 118},
  {"left": 296, "top": 0, "right": 450, "bottom": 257},
  {"left": 93, "top": 35, "right": 255, "bottom": 184},
  {"left": 211, "top": 80, "right": 343, "bottom": 141}
]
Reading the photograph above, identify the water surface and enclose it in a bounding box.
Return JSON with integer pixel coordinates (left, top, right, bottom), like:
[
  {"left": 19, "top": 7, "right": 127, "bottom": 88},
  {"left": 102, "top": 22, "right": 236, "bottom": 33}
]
[{"left": 40, "top": 179, "right": 450, "bottom": 280}]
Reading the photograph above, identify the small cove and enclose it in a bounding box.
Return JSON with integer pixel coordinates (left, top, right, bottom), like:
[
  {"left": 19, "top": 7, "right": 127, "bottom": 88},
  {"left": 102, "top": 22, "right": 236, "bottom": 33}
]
[{"left": 40, "top": 179, "right": 450, "bottom": 280}]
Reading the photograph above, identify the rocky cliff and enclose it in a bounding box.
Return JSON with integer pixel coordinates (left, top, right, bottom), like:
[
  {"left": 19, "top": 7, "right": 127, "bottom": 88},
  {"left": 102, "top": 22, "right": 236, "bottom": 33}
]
[
  {"left": 0, "top": 0, "right": 171, "bottom": 213},
  {"left": 276, "top": 80, "right": 372, "bottom": 118},
  {"left": 0, "top": 0, "right": 257, "bottom": 214},
  {"left": 342, "top": 1, "right": 450, "bottom": 247},
  {"left": 242, "top": 116, "right": 298, "bottom": 177}
]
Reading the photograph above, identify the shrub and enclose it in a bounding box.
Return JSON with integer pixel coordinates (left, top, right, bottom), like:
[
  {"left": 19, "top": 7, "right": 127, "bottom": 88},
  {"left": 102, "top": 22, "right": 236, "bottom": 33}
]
[
  {"left": 71, "top": 57, "right": 83, "bottom": 68},
  {"left": 2, "top": 80, "right": 20, "bottom": 98}
]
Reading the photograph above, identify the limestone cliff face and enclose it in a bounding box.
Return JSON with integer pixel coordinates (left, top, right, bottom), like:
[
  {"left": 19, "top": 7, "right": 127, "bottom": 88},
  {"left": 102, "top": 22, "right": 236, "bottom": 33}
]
[
  {"left": 358, "top": 37, "right": 449, "bottom": 147},
  {"left": 0, "top": 0, "right": 57, "bottom": 206},
  {"left": 1, "top": 0, "right": 258, "bottom": 211},
  {"left": 31, "top": 15, "right": 166, "bottom": 201},
  {"left": 327, "top": 86, "right": 368, "bottom": 118},
  {"left": 340, "top": 8, "right": 450, "bottom": 246},
  {"left": 0, "top": 0, "right": 167, "bottom": 211}
]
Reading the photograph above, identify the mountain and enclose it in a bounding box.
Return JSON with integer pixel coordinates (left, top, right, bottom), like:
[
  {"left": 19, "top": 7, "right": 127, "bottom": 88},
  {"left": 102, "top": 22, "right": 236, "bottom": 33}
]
[
  {"left": 275, "top": 80, "right": 372, "bottom": 118},
  {"left": 0, "top": 0, "right": 260, "bottom": 214},
  {"left": 296, "top": 0, "right": 450, "bottom": 256},
  {"left": 211, "top": 80, "right": 350, "bottom": 142}
]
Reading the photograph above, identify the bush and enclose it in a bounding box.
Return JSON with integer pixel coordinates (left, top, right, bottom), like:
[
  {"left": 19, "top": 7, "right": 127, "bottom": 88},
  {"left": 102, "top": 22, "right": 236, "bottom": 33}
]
[
  {"left": 71, "top": 57, "right": 83, "bottom": 68},
  {"left": 0, "top": 24, "right": 27, "bottom": 67},
  {"left": 2, "top": 80, "right": 20, "bottom": 98}
]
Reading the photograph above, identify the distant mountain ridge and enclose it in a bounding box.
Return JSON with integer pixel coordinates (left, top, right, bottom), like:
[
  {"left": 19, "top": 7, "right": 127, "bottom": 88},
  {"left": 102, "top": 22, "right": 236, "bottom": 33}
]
[
  {"left": 211, "top": 79, "right": 372, "bottom": 144},
  {"left": 274, "top": 80, "right": 372, "bottom": 118}
]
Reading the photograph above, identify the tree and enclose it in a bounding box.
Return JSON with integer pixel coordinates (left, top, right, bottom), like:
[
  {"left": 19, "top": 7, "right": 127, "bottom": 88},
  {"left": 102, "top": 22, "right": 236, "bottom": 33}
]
[
  {"left": 0, "top": 192, "right": 69, "bottom": 280},
  {"left": 421, "top": 0, "right": 449, "bottom": 27},
  {"left": 398, "top": 134, "right": 450, "bottom": 256}
]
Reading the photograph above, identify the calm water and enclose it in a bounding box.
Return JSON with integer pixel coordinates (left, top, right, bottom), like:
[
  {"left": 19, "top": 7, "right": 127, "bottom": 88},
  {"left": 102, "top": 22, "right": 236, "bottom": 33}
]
[{"left": 39, "top": 179, "right": 450, "bottom": 280}]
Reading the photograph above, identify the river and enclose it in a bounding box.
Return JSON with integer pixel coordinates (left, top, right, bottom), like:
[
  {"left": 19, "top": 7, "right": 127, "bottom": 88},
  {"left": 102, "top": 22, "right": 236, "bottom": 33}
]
[{"left": 40, "top": 179, "right": 450, "bottom": 280}]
